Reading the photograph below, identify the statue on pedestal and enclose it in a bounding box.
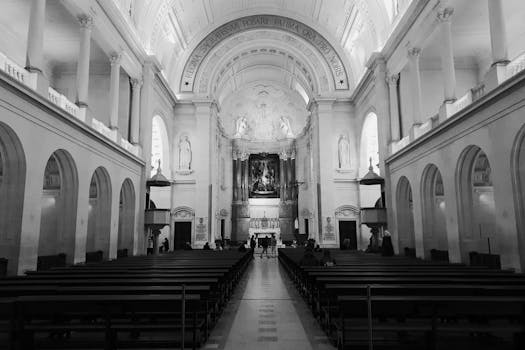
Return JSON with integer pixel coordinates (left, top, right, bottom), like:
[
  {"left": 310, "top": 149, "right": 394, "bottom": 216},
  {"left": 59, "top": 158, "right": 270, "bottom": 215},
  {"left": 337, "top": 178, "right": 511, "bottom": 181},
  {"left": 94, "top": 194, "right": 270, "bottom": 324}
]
[
  {"left": 177, "top": 135, "right": 192, "bottom": 174},
  {"left": 338, "top": 134, "right": 351, "bottom": 169}
]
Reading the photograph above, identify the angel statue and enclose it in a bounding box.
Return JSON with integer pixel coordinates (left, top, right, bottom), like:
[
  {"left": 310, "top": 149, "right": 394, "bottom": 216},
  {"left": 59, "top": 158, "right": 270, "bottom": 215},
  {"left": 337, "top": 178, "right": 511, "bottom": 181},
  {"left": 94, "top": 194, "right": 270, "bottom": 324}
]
[
  {"left": 279, "top": 116, "right": 294, "bottom": 138},
  {"left": 234, "top": 116, "right": 248, "bottom": 138}
]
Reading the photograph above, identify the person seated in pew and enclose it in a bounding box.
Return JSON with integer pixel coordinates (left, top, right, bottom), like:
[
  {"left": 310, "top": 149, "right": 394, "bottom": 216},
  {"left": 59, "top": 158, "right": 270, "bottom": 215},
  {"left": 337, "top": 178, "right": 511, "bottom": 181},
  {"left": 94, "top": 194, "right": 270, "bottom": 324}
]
[
  {"left": 238, "top": 241, "right": 247, "bottom": 252},
  {"left": 299, "top": 248, "right": 319, "bottom": 266},
  {"left": 381, "top": 230, "right": 394, "bottom": 257},
  {"left": 320, "top": 249, "right": 336, "bottom": 267},
  {"left": 313, "top": 244, "right": 322, "bottom": 252},
  {"left": 184, "top": 241, "right": 193, "bottom": 250},
  {"left": 203, "top": 242, "right": 211, "bottom": 250}
]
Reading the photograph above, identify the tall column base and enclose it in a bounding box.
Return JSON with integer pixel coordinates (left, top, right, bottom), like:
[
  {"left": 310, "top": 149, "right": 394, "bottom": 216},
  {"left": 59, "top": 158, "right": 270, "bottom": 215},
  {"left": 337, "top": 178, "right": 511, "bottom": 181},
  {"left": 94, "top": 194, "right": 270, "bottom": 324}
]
[{"left": 484, "top": 62, "right": 509, "bottom": 92}]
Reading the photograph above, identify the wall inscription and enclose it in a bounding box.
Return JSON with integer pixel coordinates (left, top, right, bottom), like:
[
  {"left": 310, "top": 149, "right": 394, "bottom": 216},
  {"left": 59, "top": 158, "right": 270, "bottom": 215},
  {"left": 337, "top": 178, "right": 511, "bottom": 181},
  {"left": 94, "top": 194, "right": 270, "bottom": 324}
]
[{"left": 181, "top": 15, "right": 349, "bottom": 92}]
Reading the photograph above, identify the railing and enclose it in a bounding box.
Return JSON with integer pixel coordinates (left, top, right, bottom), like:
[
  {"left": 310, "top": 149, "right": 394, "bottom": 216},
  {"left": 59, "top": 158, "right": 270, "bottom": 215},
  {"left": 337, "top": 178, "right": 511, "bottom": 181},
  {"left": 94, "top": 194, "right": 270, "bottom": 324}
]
[
  {"left": 120, "top": 137, "right": 140, "bottom": 157},
  {"left": 47, "top": 87, "right": 81, "bottom": 120},
  {"left": 391, "top": 135, "right": 410, "bottom": 154},
  {"left": 91, "top": 118, "right": 117, "bottom": 142},
  {"left": 506, "top": 51, "right": 525, "bottom": 81},
  {"left": 446, "top": 90, "right": 473, "bottom": 118},
  {"left": 0, "top": 52, "right": 36, "bottom": 90},
  {"left": 413, "top": 119, "right": 432, "bottom": 139},
  {"left": 471, "top": 84, "right": 485, "bottom": 102}
]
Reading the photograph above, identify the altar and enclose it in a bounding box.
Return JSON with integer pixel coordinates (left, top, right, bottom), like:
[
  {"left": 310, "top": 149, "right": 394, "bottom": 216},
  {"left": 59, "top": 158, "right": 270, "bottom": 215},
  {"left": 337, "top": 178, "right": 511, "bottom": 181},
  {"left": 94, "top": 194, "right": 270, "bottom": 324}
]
[{"left": 248, "top": 215, "right": 280, "bottom": 242}]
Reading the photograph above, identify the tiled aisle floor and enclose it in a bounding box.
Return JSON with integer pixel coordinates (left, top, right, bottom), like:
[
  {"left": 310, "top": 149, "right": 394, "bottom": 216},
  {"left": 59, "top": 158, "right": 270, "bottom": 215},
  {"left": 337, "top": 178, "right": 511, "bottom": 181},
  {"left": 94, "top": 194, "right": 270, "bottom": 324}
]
[{"left": 203, "top": 254, "right": 336, "bottom": 350}]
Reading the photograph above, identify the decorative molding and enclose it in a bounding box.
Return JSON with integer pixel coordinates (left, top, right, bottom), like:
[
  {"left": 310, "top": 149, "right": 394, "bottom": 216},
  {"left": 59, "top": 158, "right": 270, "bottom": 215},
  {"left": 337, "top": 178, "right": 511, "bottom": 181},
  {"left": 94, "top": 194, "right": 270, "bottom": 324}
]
[
  {"left": 335, "top": 205, "right": 360, "bottom": 218},
  {"left": 181, "top": 14, "right": 349, "bottom": 92},
  {"left": 172, "top": 206, "right": 195, "bottom": 219}
]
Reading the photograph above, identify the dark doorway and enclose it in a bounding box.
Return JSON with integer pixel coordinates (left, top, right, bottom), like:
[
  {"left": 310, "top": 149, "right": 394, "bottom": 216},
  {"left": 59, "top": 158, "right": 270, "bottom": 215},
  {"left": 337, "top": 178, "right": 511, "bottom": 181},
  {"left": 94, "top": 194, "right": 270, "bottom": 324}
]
[
  {"left": 174, "top": 222, "right": 192, "bottom": 250},
  {"left": 220, "top": 219, "right": 225, "bottom": 242},
  {"left": 304, "top": 219, "right": 309, "bottom": 236},
  {"left": 339, "top": 220, "right": 357, "bottom": 250}
]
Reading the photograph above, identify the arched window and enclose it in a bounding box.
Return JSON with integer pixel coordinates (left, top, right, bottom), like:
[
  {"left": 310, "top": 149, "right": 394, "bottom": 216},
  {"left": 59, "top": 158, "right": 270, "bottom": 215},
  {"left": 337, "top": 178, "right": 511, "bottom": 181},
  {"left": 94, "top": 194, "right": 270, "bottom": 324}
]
[
  {"left": 151, "top": 115, "right": 170, "bottom": 177},
  {"left": 360, "top": 112, "right": 379, "bottom": 177}
]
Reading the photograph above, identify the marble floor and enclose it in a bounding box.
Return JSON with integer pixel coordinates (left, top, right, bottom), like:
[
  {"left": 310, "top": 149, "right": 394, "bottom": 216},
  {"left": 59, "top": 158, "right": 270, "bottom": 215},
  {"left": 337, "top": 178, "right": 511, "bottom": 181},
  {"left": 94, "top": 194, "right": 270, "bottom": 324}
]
[{"left": 202, "top": 253, "right": 336, "bottom": 350}]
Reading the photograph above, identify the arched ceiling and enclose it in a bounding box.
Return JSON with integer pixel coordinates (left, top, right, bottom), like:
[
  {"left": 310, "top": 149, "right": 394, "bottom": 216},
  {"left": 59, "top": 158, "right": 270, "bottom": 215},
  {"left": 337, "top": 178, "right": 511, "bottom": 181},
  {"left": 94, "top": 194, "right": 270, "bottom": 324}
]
[{"left": 129, "top": 0, "right": 403, "bottom": 98}]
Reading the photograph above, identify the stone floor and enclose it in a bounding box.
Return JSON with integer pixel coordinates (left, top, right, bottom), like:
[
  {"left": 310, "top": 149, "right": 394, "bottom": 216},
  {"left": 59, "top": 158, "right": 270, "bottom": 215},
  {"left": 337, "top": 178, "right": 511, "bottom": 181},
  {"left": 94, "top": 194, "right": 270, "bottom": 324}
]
[{"left": 202, "top": 252, "right": 336, "bottom": 350}]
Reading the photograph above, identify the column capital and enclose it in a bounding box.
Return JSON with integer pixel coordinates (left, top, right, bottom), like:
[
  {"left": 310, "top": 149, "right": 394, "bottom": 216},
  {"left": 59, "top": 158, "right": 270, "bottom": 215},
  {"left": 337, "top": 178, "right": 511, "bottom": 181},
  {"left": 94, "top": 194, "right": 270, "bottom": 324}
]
[
  {"left": 387, "top": 73, "right": 399, "bottom": 86},
  {"left": 407, "top": 47, "right": 421, "bottom": 59},
  {"left": 110, "top": 53, "right": 122, "bottom": 66},
  {"left": 78, "top": 15, "right": 93, "bottom": 29},
  {"left": 131, "top": 78, "right": 143, "bottom": 88},
  {"left": 436, "top": 7, "right": 454, "bottom": 22}
]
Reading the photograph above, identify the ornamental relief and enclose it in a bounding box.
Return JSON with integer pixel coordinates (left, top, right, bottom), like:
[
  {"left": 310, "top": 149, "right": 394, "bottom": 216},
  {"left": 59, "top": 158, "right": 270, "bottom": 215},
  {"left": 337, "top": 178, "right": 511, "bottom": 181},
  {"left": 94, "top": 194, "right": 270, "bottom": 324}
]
[{"left": 172, "top": 207, "right": 195, "bottom": 219}]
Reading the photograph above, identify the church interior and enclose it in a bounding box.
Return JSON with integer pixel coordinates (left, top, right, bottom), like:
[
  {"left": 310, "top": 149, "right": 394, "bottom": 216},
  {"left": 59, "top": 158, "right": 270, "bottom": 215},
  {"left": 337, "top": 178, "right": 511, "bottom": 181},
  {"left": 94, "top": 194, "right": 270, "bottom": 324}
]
[{"left": 1, "top": 0, "right": 525, "bottom": 349}]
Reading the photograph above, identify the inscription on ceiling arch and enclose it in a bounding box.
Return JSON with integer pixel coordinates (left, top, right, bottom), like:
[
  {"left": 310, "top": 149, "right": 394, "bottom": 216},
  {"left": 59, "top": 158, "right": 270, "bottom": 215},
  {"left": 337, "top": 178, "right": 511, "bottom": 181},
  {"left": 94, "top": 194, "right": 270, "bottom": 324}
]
[{"left": 180, "top": 15, "right": 349, "bottom": 92}]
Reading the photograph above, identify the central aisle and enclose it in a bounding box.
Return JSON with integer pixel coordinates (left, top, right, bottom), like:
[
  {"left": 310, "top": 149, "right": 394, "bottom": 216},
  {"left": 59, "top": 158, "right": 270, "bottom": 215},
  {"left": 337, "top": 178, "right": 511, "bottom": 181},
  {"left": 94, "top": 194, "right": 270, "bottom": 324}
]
[{"left": 204, "top": 254, "right": 336, "bottom": 350}]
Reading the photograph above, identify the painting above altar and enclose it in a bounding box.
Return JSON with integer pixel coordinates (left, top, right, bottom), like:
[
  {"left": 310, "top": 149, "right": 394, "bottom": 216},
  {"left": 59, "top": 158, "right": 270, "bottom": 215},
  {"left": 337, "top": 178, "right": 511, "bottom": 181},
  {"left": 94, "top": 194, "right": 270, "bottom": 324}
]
[{"left": 249, "top": 154, "right": 280, "bottom": 198}]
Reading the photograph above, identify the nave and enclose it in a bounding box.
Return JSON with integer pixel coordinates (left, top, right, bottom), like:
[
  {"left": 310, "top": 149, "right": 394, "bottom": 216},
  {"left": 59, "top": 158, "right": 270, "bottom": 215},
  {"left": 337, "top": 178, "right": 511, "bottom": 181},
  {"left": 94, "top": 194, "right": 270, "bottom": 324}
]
[{"left": 203, "top": 252, "right": 335, "bottom": 350}]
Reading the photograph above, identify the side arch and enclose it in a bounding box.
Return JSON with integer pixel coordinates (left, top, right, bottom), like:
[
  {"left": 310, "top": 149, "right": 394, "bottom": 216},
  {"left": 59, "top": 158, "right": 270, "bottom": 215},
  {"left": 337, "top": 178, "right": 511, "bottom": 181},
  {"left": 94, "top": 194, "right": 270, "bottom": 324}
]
[
  {"left": 511, "top": 124, "right": 525, "bottom": 271},
  {"left": 396, "top": 176, "right": 415, "bottom": 254},
  {"left": 86, "top": 166, "right": 112, "bottom": 260},
  {"left": 0, "top": 122, "right": 26, "bottom": 275},
  {"left": 117, "top": 178, "right": 136, "bottom": 256}
]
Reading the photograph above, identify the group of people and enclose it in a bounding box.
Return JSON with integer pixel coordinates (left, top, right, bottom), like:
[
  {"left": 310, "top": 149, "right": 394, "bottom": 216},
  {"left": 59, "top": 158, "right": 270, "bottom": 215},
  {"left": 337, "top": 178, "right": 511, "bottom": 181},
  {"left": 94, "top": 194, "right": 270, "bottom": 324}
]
[
  {"left": 250, "top": 235, "right": 277, "bottom": 258},
  {"left": 300, "top": 247, "right": 336, "bottom": 267},
  {"left": 146, "top": 236, "right": 170, "bottom": 255}
]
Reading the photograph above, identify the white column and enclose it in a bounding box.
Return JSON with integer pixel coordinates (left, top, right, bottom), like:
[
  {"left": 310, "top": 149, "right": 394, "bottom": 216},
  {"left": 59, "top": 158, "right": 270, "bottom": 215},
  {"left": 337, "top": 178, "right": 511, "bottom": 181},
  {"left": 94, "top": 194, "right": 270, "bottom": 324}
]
[
  {"left": 488, "top": 0, "right": 509, "bottom": 65},
  {"left": 437, "top": 7, "right": 456, "bottom": 102},
  {"left": 25, "top": 0, "right": 46, "bottom": 73},
  {"left": 109, "top": 53, "right": 122, "bottom": 130},
  {"left": 388, "top": 74, "right": 400, "bottom": 141},
  {"left": 130, "top": 78, "right": 142, "bottom": 144},
  {"left": 75, "top": 15, "right": 93, "bottom": 109},
  {"left": 408, "top": 47, "right": 423, "bottom": 125}
]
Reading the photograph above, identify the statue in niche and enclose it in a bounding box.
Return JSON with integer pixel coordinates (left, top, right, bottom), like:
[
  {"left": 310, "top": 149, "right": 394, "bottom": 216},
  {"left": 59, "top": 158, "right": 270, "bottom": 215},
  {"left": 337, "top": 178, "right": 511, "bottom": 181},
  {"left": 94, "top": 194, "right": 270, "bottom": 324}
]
[
  {"left": 279, "top": 116, "right": 294, "bottom": 138},
  {"left": 338, "top": 134, "right": 351, "bottom": 169},
  {"left": 234, "top": 116, "right": 248, "bottom": 138},
  {"left": 178, "top": 135, "right": 192, "bottom": 172}
]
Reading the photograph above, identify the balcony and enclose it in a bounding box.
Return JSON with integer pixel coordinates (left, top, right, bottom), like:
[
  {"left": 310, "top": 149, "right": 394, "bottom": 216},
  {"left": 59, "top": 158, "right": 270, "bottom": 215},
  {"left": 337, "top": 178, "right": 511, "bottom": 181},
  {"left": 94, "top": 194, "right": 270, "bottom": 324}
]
[
  {"left": 360, "top": 207, "right": 387, "bottom": 225},
  {"left": 144, "top": 208, "right": 171, "bottom": 228},
  {"left": 0, "top": 50, "right": 141, "bottom": 159}
]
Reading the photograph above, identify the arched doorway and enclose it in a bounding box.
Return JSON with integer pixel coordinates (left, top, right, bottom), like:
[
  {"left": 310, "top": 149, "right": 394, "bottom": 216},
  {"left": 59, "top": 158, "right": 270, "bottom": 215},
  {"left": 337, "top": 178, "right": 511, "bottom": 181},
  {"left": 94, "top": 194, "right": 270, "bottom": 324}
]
[
  {"left": 421, "top": 164, "right": 448, "bottom": 257},
  {"left": 117, "top": 178, "right": 136, "bottom": 257},
  {"left": 512, "top": 126, "right": 525, "bottom": 271},
  {"left": 396, "top": 176, "right": 415, "bottom": 255},
  {"left": 0, "top": 122, "right": 26, "bottom": 275},
  {"left": 457, "top": 146, "right": 496, "bottom": 262},
  {"left": 86, "top": 167, "right": 112, "bottom": 261},
  {"left": 38, "top": 150, "right": 78, "bottom": 266}
]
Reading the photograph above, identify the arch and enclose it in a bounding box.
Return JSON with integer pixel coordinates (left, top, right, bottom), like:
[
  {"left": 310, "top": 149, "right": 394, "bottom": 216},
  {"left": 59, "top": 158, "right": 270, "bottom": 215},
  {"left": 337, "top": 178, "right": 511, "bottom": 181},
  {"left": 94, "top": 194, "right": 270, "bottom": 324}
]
[
  {"left": 86, "top": 166, "right": 112, "bottom": 261},
  {"left": 456, "top": 145, "right": 496, "bottom": 263},
  {"left": 0, "top": 122, "right": 26, "bottom": 275},
  {"left": 117, "top": 178, "right": 136, "bottom": 256},
  {"left": 151, "top": 115, "right": 170, "bottom": 177},
  {"left": 396, "top": 176, "right": 415, "bottom": 254},
  {"left": 511, "top": 125, "right": 525, "bottom": 271},
  {"left": 420, "top": 164, "right": 448, "bottom": 257},
  {"left": 359, "top": 111, "right": 379, "bottom": 177},
  {"left": 179, "top": 15, "right": 350, "bottom": 92},
  {"left": 38, "top": 149, "right": 79, "bottom": 266}
]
